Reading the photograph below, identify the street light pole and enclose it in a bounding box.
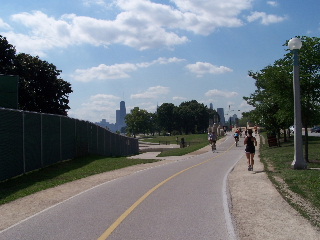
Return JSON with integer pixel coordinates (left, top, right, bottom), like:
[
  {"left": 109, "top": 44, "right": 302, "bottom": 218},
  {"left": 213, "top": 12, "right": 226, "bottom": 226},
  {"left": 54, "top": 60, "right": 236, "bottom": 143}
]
[{"left": 288, "top": 37, "right": 307, "bottom": 170}]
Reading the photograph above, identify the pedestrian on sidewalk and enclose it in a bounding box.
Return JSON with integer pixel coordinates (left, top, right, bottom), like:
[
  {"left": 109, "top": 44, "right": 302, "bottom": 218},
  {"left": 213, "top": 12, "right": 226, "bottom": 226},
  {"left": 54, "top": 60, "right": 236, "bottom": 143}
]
[{"left": 244, "top": 129, "right": 257, "bottom": 171}]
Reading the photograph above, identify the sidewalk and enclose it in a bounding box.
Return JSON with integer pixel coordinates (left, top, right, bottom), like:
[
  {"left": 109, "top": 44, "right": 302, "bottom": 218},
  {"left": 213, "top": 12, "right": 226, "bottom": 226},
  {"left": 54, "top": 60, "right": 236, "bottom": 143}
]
[{"left": 228, "top": 135, "right": 320, "bottom": 240}]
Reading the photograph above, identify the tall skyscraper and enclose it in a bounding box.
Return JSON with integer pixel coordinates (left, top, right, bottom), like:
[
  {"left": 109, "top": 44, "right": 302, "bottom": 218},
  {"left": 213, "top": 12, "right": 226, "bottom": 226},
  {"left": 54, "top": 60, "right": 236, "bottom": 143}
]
[
  {"left": 116, "top": 101, "right": 126, "bottom": 131},
  {"left": 209, "top": 103, "right": 213, "bottom": 110},
  {"left": 217, "top": 108, "right": 225, "bottom": 125}
]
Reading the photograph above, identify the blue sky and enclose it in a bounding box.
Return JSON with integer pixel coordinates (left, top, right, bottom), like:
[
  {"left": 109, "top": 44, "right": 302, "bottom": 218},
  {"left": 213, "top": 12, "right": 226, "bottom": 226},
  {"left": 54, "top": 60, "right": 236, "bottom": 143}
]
[{"left": 0, "top": 0, "right": 319, "bottom": 123}]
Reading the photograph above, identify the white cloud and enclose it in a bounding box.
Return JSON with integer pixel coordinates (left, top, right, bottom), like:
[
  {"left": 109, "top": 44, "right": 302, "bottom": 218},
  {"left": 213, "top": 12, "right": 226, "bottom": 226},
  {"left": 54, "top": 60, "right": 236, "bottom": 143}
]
[
  {"left": 72, "top": 57, "right": 184, "bottom": 82},
  {"left": 170, "top": 0, "right": 252, "bottom": 34},
  {"left": 68, "top": 94, "right": 121, "bottom": 122},
  {"left": 238, "top": 100, "right": 254, "bottom": 113},
  {"left": 205, "top": 89, "right": 238, "bottom": 98},
  {"left": 267, "top": 1, "right": 278, "bottom": 7},
  {"left": 131, "top": 86, "right": 170, "bottom": 99},
  {"left": 173, "top": 96, "right": 187, "bottom": 101},
  {"left": 0, "top": 18, "right": 12, "bottom": 30},
  {"left": 82, "top": 0, "right": 114, "bottom": 8},
  {"left": 72, "top": 63, "right": 137, "bottom": 82},
  {"left": 247, "top": 11, "right": 286, "bottom": 25},
  {"left": 136, "top": 57, "right": 185, "bottom": 68},
  {"left": 2, "top": 0, "right": 255, "bottom": 55},
  {"left": 186, "top": 62, "right": 233, "bottom": 77}
]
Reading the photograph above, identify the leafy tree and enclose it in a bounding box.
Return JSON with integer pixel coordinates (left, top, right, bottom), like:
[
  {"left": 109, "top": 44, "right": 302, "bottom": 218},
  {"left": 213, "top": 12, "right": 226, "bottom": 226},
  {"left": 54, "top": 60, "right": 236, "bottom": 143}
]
[
  {"left": 157, "top": 103, "right": 177, "bottom": 135},
  {"left": 177, "top": 100, "right": 209, "bottom": 134},
  {"left": 147, "top": 112, "right": 158, "bottom": 136},
  {"left": 289, "top": 36, "right": 320, "bottom": 160},
  {"left": 239, "top": 111, "right": 252, "bottom": 127},
  {"left": 0, "top": 35, "right": 72, "bottom": 115},
  {"left": 244, "top": 36, "right": 320, "bottom": 161},
  {"left": 12, "top": 53, "right": 72, "bottom": 115},
  {"left": 0, "top": 36, "right": 16, "bottom": 74},
  {"left": 125, "top": 107, "right": 150, "bottom": 138},
  {"left": 245, "top": 62, "right": 293, "bottom": 139}
]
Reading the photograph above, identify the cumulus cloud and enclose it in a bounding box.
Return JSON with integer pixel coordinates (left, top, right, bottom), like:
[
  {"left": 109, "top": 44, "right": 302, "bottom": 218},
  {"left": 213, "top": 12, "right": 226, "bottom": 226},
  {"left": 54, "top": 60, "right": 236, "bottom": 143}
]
[
  {"left": 72, "top": 63, "right": 137, "bottom": 82},
  {"left": 2, "top": 0, "right": 257, "bottom": 55},
  {"left": 136, "top": 57, "right": 185, "bottom": 68},
  {"left": 247, "top": 11, "right": 286, "bottom": 25},
  {"left": 82, "top": 0, "right": 114, "bottom": 8},
  {"left": 0, "top": 18, "right": 12, "bottom": 30},
  {"left": 173, "top": 96, "right": 187, "bottom": 101},
  {"left": 186, "top": 62, "right": 233, "bottom": 77},
  {"left": 131, "top": 86, "right": 170, "bottom": 99},
  {"left": 72, "top": 57, "right": 184, "bottom": 82},
  {"left": 267, "top": 1, "right": 278, "bottom": 7},
  {"left": 205, "top": 89, "right": 238, "bottom": 98},
  {"left": 68, "top": 94, "right": 121, "bottom": 122}
]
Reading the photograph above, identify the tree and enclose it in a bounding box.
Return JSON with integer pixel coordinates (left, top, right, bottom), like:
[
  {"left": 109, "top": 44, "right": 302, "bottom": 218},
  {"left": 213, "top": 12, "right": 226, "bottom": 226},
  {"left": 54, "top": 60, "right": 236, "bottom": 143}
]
[
  {"left": 147, "top": 112, "right": 158, "bottom": 136},
  {"left": 244, "top": 36, "right": 320, "bottom": 161},
  {"left": 0, "top": 35, "right": 16, "bottom": 74},
  {"left": 125, "top": 107, "right": 150, "bottom": 138},
  {"left": 245, "top": 62, "right": 293, "bottom": 139},
  {"left": 13, "top": 53, "right": 72, "bottom": 115},
  {"left": 0, "top": 35, "right": 73, "bottom": 115},
  {"left": 288, "top": 36, "right": 320, "bottom": 161},
  {"left": 177, "top": 100, "right": 209, "bottom": 134},
  {"left": 157, "top": 103, "right": 177, "bottom": 135}
]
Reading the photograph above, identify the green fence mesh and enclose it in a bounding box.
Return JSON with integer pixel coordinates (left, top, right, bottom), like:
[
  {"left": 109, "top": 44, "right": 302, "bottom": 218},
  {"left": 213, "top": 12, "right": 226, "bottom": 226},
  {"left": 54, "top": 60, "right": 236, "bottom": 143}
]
[
  {"left": 61, "top": 117, "right": 76, "bottom": 160},
  {"left": 0, "top": 109, "right": 23, "bottom": 180},
  {"left": 0, "top": 108, "right": 139, "bottom": 182},
  {"left": 0, "top": 75, "right": 18, "bottom": 109},
  {"left": 42, "top": 114, "right": 61, "bottom": 167},
  {"left": 24, "top": 112, "right": 42, "bottom": 172}
]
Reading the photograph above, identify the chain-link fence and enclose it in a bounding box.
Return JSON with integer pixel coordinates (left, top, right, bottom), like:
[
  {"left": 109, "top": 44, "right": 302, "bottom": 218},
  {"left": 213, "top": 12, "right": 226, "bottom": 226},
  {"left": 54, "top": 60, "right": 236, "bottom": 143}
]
[{"left": 0, "top": 108, "right": 139, "bottom": 181}]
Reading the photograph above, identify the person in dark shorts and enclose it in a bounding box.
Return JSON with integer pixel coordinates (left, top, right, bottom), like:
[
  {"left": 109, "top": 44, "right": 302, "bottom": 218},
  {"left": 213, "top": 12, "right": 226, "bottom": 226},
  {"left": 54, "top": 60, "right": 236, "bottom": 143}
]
[{"left": 244, "top": 129, "right": 257, "bottom": 171}]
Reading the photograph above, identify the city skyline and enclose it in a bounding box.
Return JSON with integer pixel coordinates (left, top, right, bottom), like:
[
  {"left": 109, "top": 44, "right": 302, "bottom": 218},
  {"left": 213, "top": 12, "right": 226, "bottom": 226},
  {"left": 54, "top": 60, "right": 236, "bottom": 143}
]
[{"left": 96, "top": 100, "right": 127, "bottom": 132}]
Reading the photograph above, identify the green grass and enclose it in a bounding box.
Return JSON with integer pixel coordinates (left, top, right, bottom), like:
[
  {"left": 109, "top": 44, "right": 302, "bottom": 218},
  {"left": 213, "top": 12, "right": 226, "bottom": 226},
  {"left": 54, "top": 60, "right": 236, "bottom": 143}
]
[
  {"left": 140, "top": 133, "right": 208, "bottom": 144},
  {"left": 0, "top": 155, "right": 159, "bottom": 205},
  {"left": 260, "top": 134, "right": 320, "bottom": 227},
  {"left": 140, "top": 133, "right": 210, "bottom": 157},
  {"left": 158, "top": 142, "right": 209, "bottom": 157}
]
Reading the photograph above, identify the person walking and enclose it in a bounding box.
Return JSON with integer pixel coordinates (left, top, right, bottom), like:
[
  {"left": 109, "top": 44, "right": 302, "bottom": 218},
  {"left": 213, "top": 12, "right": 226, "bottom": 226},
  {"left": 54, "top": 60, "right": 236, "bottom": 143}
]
[{"left": 244, "top": 129, "right": 257, "bottom": 171}]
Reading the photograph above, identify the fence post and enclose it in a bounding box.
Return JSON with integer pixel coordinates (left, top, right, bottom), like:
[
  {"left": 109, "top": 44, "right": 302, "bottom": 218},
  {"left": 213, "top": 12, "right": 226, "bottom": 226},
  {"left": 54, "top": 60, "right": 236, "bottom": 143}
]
[
  {"left": 60, "top": 116, "right": 62, "bottom": 161},
  {"left": 41, "top": 114, "right": 43, "bottom": 167},
  {"left": 22, "top": 112, "right": 26, "bottom": 174}
]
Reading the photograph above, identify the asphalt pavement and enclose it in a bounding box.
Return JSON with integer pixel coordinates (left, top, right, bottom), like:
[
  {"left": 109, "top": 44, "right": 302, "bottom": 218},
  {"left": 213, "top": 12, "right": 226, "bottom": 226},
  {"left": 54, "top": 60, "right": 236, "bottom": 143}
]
[
  {"left": 1, "top": 133, "right": 319, "bottom": 239},
  {"left": 132, "top": 134, "right": 320, "bottom": 239}
]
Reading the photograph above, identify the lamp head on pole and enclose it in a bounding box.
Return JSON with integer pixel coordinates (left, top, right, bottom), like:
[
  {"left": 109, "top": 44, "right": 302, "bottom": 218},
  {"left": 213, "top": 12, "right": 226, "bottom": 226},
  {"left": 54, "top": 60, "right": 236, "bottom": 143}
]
[{"left": 288, "top": 37, "right": 302, "bottom": 50}]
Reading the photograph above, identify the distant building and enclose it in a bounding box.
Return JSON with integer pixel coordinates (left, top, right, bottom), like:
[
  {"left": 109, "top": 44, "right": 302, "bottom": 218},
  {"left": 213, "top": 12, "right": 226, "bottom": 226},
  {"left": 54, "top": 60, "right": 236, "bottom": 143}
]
[
  {"left": 116, "top": 101, "right": 126, "bottom": 131},
  {"left": 95, "top": 119, "right": 117, "bottom": 132},
  {"left": 95, "top": 101, "right": 127, "bottom": 132},
  {"left": 217, "top": 108, "right": 225, "bottom": 125},
  {"left": 209, "top": 103, "right": 213, "bottom": 110}
]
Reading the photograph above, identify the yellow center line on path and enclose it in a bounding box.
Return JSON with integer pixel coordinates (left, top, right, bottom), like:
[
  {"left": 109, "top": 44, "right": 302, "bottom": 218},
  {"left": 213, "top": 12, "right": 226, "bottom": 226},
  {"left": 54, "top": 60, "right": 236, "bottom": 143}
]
[{"left": 97, "top": 143, "right": 235, "bottom": 240}]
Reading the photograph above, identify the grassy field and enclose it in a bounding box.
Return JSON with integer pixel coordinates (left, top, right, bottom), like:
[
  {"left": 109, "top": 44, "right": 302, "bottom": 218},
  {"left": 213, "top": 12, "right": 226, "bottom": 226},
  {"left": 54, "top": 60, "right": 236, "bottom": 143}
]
[
  {"left": 259, "top": 134, "right": 320, "bottom": 227},
  {"left": 0, "top": 156, "right": 159, "bottom": 205},
  {"left": 140, "top": 133, "right": 210, "bottom": 157}
]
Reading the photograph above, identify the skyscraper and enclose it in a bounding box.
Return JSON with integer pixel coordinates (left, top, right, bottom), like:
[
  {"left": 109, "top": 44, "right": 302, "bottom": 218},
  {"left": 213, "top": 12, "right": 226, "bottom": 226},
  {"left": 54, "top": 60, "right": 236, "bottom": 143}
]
[
  {"left": 217, "top": 108, "right": 225, "bottom": 125},
  {"left": 116, "top": 101, "right": 126, "bottom": 131}
]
